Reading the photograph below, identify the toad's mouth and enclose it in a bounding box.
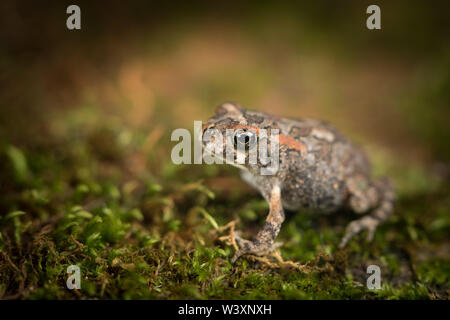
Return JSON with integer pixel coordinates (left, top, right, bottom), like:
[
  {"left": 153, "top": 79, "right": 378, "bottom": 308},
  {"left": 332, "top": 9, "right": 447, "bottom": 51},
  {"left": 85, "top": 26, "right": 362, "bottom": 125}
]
[{"left": 202, "top": 142, "right": 248, "bottom": 171}]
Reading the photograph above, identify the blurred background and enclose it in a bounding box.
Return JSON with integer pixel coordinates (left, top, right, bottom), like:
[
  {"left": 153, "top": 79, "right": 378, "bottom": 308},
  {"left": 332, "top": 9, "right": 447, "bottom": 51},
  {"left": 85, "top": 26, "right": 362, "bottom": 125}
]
[
  {"left": 1, "top": 0, "right": 449, "bottom": 163},
  {"left": 0, "top": 0, "right": 449, "bottom": 299}
]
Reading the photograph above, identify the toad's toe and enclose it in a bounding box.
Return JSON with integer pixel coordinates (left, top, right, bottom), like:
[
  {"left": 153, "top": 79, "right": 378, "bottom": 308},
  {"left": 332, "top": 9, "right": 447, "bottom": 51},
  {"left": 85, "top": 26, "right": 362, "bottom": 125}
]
[
  {"left": 231, "top": 236, "right": 283, "bottom": 262},
  {"left": 339, "top": 216, "right": 379, "bottom": 248}
]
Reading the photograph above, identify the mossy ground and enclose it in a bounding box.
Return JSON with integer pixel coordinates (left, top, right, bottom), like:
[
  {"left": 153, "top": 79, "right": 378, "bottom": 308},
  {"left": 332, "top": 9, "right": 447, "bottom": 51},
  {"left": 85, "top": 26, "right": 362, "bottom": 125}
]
[
  {"left": 0, "top": 105, "right": 448, "bottom": 299},
  {"left": 0, "top": 1, "right": 449, "bottom": 300}
]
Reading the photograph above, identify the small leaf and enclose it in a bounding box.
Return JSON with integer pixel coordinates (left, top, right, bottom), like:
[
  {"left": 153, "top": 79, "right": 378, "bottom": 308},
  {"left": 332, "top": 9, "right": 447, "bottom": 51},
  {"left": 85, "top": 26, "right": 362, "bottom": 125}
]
[
  {"left": 198, "top": 208, "right": 218, "bottom": 230},
  {"left": 76, "top": 210, "right": 93, "bottom": 219},
  {"left": 5, "top": 145, "right": 29, "bottom": 181},
  {"left": 128, "top": 208, "right": 143, "bottom": 221},
  {"left": 4, "top": 211, "right": 26, "bottom": 221}
]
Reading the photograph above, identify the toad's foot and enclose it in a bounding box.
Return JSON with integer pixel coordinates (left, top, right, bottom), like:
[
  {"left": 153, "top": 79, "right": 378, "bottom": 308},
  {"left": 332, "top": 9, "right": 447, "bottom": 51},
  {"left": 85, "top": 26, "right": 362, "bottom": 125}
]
[
  {"left": 231, "top": 231, "right": 283, "bottom": 263},
  {"left": 339, "top": 216, "right": 379, "bottom": 249}
]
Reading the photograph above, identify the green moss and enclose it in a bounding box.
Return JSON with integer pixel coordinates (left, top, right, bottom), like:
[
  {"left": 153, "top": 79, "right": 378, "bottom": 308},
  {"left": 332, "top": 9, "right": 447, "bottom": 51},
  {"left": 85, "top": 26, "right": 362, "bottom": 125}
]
[{"left": 0, "top": 106, "right": 448, "bottom": 300}]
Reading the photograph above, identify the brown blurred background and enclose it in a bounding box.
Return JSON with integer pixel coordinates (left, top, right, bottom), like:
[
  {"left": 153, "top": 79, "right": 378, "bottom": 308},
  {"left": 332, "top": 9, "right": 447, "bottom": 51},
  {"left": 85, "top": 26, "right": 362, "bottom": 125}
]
[{"left": 1, "top": 0, "right": 449, "bottom": 165}]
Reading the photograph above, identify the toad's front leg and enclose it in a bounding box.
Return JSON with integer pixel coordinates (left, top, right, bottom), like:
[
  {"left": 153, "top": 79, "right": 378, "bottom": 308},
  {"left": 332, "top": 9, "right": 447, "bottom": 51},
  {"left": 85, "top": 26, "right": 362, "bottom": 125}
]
[{"left": 232, "top": 185, "right": 285, "bottom": 262}]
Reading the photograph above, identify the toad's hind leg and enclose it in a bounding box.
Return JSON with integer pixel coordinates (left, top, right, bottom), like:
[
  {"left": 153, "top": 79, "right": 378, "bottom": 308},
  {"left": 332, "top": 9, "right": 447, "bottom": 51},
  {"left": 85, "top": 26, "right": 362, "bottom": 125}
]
[{"left": 339, "top": 177, "right": 395, "bottom": 248}]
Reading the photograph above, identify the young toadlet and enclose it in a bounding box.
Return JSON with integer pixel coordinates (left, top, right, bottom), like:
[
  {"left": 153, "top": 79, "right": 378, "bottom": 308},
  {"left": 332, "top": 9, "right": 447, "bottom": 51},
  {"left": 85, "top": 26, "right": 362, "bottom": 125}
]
[{"left": 202, "top": 102, "right": 395, "bottom": 262}]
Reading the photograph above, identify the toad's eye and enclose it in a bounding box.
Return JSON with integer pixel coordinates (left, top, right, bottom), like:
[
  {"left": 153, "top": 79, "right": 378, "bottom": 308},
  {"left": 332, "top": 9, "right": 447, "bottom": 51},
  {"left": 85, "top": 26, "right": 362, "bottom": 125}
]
[{"left": 233, "top": 130, "right": 257, "bottom": 149}]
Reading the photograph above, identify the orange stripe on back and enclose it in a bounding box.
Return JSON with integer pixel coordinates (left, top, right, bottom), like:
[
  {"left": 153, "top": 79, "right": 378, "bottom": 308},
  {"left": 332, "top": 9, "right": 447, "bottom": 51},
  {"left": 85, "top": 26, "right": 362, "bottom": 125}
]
[
  {"left": 229, "top": 124, "right": 306, "bottom": 152},
  {"left": 279, "top": 135, "right": 306, "bottom": 152}
]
